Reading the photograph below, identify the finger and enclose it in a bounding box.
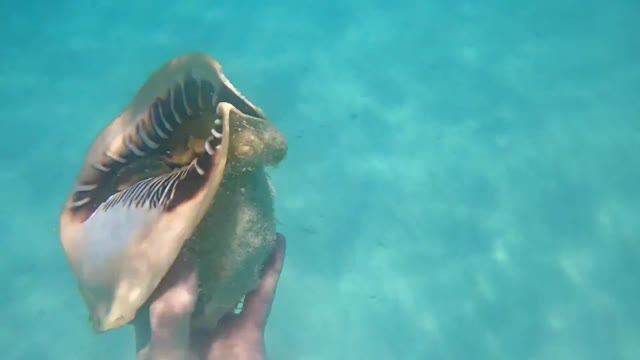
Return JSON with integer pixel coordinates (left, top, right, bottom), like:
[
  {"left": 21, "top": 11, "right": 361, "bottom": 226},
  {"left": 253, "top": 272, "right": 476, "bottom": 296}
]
[
  {"left": 240, "top": 232, "right": 286, "bottom": 330},
  {"left": 149, "top": 251, "right": 199, "bottom": 326},
  {"left": 147, "top": 251, "right": 198, "bottom": 359}
]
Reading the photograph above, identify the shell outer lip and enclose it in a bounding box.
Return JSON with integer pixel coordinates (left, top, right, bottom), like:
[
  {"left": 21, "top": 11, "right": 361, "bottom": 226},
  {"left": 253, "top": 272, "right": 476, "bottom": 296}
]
[{"left": 58, "top": 53, "right": 257, "bottom": 332}]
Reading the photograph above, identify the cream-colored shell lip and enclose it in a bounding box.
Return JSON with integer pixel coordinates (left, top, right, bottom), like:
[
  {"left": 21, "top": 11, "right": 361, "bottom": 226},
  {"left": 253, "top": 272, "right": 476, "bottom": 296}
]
[
  {"left": 63, "top": 104, "right": 231, "bottom": 332},
  {"left": 58, "top": 53, "right": 263, "bottom": 332}
]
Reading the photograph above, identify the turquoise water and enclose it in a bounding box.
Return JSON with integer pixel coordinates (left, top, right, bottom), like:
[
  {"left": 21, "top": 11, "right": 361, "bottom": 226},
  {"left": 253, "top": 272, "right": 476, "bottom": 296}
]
[{"left": 2, "top": 0, "right": 639, "bottom": 359}]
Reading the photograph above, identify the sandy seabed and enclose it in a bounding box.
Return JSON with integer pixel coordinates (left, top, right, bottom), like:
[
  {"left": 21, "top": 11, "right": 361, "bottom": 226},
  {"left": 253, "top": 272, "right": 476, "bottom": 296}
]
[{"left": 1, "top": 1, "right": 638, "bottom": 359}]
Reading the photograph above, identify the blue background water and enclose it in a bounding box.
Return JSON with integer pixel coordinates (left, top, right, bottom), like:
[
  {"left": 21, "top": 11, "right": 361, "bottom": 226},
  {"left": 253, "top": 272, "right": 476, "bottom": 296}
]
[{"left": 1, "top": 0, "right": 639, "bottom": 359}]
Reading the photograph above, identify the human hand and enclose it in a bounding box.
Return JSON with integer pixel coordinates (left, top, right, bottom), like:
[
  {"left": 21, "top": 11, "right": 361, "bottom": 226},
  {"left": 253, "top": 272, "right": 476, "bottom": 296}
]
[
  {"left": 134, "top": 233, "right": 286, "bottom": 360},
  {"left": 191, "top": 233, "right": 286, "bottom": 359}
]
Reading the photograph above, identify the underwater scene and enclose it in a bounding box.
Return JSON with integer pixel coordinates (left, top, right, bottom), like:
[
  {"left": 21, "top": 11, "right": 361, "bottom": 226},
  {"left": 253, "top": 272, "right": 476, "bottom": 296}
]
[{"left": 1, "top": 0, "right": 638, "bottom": 359}]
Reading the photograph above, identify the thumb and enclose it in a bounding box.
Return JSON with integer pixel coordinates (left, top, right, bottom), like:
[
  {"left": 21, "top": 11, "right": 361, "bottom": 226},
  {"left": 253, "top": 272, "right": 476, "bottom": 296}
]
[{"left": 239, "top": 233, "right": 286, "bottom": 330}]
